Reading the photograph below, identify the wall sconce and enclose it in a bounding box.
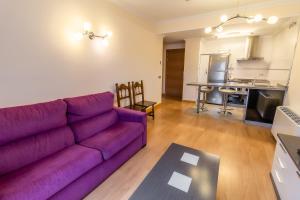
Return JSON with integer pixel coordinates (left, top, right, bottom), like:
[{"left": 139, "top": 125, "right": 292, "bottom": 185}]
[
  {"left": 72, "top": 22, "right": 112, "bottom": 42},
  {"left": 83, "top": 22, "right": 112, "bottom": 40}
]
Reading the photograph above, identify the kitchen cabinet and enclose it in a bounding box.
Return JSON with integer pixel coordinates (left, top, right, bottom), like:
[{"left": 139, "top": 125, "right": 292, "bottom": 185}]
[{"left": 271, "top": 134, "right": 300, "bottom": 200}]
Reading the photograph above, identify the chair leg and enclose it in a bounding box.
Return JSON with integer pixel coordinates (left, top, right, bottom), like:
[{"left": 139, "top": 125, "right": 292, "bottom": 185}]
[
  {"left": 152, "top": 105, "right": 155, "bottom": 120},
  {"left": 219, "top": 94, "right": 232, "bottom": 115}
]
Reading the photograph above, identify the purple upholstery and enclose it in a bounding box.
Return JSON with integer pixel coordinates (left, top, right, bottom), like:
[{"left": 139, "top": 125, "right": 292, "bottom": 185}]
[
  {"left": 80, "top": 122, "right": 144, "bottom": 160},
  {"left": 64, "top": 92, "right": 114, "bottom": 123},
  {"left": 115, "top": 107, "right": 147, "bottom": 145},
  {"left": 0, "top": 145, "right": 102, "bottom": 200},
  {"left": 0, "top": 92, "right": 147, "bottom": 200},
  {"left": 71, "top": 110, "right": 118, "bottom": 142},
  {"left": 49, "top": 136, "right": 143, "bottom": 200},
  {"left": 0, "top": 100, "right": 74, "bottom": 176},
  {"left": 0, "top": 100, "right": 67, "bottom": 145},
  {"left": 0, "top": 126, "right": 74, "bottom": 176}
]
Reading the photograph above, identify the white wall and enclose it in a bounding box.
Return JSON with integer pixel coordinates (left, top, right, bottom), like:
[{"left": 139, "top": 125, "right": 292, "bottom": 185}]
[
  {"left": 162, "top": 42, "right": 185, "bottom": 94},
  {"left": 284, "top": 29, "right": 300, "bottom": 114},
  {"left": 266, "top": 20, "right": 299, "bottom": 85},
  {"left": 0, "top": 0, "right": 163, "bottom": 107},
  {"left": 200, "top": 36, "right": 271, "bottom": 80},
  {"left": 198, "top": 23, "right": 299, "bottom": 85},
  {"left": 182, "top": 38, "right": 201, "bottom": 101}
]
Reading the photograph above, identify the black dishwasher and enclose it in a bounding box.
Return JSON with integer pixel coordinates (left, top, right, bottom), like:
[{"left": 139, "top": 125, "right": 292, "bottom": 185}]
[{"left": 256, "top": 91, "right": 282, "bottom": 121}]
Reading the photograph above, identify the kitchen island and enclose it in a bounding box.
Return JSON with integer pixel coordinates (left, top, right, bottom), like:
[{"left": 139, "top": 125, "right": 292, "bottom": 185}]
[{"left": 187, "top": 82, "right": 287, "bottom": 126}]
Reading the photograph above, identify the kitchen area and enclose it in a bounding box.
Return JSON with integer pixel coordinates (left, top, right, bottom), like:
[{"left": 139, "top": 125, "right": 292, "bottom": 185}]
[
  {"left": 185, "top": 16, "right": 300, "bottom": 126},
  {"left": 162, "top": 10, "right": 300, "bottom": 200}
]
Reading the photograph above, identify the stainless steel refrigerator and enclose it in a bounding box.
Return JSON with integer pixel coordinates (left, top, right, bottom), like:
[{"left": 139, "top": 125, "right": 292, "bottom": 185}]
[{"left": 206, "top": 54, "right": 230, "bottom": 105}]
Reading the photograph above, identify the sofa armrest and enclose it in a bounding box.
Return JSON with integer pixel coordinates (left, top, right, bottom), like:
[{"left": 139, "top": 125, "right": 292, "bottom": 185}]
[{"left": 114, "top": 107, "right": 147, "bottom": 146}]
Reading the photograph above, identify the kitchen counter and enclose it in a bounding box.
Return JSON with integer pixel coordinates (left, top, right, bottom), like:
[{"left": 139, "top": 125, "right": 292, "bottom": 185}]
[
  {"left": 187, "top": 82, "right": 287, "bottom": 91},
  {"left": 187, "top": 82, "right": 287, "bottom": 125},
  {"left": 278, "top": 134, "right": 300, "bottom": 171}
]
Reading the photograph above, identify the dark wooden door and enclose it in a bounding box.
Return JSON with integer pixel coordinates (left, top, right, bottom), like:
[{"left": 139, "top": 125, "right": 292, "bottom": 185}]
[{"left": 165, "top": 49, "right": 185, "bottom": 98}]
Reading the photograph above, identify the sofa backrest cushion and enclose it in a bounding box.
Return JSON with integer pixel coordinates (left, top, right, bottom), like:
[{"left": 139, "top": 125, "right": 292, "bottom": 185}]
[
  {"left": 0, "top": 126, "right": 74, "bottom": 175},
  {"left": 0, "top": 100, "right": 68, "bottom": 145},
  {"left": 71, "top": 110, "right": 118, "bottom": 142},
  {"left": 0, "top": 100, "right": 74, "bottom": 175},
  {"left": 64, "top": 92, "right": 114, "bottom": 123},
  {"left": 64, "top": 92, "right": 118, "bottom": 142}
]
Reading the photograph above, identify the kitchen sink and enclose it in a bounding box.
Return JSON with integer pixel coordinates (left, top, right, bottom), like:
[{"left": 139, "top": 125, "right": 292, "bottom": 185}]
[{"left": 254, "top": 83, "right": 270, "bottom": 87}]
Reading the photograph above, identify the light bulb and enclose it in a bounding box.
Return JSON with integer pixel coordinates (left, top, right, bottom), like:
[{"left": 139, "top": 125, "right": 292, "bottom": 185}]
[
  {"left": 220, "top": 15, "right": 228, "bottom": 23},
  {"left": 267, "top": 16, "right": 278, "bottom": 24},
  {"left": 216, "top": 26, "right": 223, "bottom": 32},
  {"left": 106, "top": 31, "right": 113, "bottom": 37},
  {"left": 101, "top": 39, "right": 109, "bottom": 47},
  {"left": 247, "top": 17, "right": 255, "bottom": 24},
  {"left": 72, "top": 32, "right": 83, "bottom": 41},
  {"left": 83, "top": 22, "right": 92, "bottom": 32},
  {"left": 204, "top": 27, "right": 212, "bottom": 34},
  {"left": 254, "top": 14, "right": 263, "bottom": 22}
]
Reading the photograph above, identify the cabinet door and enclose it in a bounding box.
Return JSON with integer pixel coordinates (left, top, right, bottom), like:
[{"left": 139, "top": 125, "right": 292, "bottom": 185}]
[{"left": 198, "top": 55, "right": 209, "bottom": 82}]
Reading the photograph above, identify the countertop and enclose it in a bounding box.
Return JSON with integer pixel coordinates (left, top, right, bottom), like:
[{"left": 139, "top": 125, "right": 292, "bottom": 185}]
[
  {"left": 187, "top": 82, "right": 287, "bottom": 91},
  {"left": 278, "top": 134, "right": 300, "bottom": 172}
]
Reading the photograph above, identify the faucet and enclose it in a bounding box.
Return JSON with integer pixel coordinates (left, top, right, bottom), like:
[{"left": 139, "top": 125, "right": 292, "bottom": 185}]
[{"left": 252, "top": 73, "right": 265, "bottom": 85}]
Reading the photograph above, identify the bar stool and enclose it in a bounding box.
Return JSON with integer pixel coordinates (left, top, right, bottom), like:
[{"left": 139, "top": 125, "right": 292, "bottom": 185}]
[
  {"left": 198, "top": 86, "right": 214, "bottom": 112},
  {"left": 218, "top": 87, "right": 236, "bottom": 115}
]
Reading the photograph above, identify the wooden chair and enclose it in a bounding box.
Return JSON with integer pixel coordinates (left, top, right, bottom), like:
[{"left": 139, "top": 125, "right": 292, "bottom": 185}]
[
  {"left": 115, "top": 82, "right": 143, "bottom": 111},
  {"left": 131, "top": 80, "right": 156, "bottom": 120}
]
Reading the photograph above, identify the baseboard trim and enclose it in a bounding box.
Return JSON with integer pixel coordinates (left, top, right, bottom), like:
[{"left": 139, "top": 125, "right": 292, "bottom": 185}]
[{"left": 182, "top": 100, "right": 195, "bottom": 103}]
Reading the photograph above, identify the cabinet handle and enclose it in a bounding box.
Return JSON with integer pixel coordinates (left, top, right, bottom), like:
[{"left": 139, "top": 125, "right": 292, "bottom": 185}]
[
  {"left": 275, "top": 170, "right": 283, "bottom": 183},
  {"left": 279, "top": 143, "right": 287, "bottom": 154},
  {"left": 297, "top": 171, "right": 300, "bottom": 178},
  {"left": 278, "top": 157, "right": 285, "bottom": 169}
]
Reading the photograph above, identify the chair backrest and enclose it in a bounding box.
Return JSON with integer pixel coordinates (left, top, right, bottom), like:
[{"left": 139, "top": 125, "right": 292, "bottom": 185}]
[
  {"left": 132, "top": 80, "right": 144, "bottom": 104},
  {"left": 115, "top": 82, "right": 133, "bottom": 107}
]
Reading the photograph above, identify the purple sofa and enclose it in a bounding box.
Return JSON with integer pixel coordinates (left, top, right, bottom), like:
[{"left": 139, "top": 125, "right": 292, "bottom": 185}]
[{"left": 0, "top": 92, "right": 147, "bottom": 200}]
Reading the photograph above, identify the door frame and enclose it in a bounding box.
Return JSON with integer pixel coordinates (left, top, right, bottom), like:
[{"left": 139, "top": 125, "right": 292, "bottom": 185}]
[{"left": 165, "top": 48, "right": 185, "bottom": 99}]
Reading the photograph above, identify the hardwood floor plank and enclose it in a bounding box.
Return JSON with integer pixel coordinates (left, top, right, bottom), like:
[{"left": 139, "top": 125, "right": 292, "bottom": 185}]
[{"left": 85, "top": 98, "right": 276, "bottom": 200}]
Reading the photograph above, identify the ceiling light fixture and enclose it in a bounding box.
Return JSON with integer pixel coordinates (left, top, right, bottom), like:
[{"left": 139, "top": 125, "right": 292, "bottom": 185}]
[
  {"left": 254, "top": 14, "right": 263, "bottom": 22},
  {"left": 267, "top": 16, "right": 279, "bottom": 24},
  {"left": 216, "top": 26, "right": 223, "bottom": 32},
  {"left": 205, "top": 27, "right": 212, "bottom": 33},
  {"left": 220, "top": 15, "right": 228, "bottom": 23},
  {"left": 204, "top": 14, "right": 279, "bottom": 34}
]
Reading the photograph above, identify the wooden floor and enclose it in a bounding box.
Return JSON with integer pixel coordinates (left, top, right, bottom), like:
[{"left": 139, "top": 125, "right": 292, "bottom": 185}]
[{"left": 85, "top": 98, "right": 277, "bottom": 200}]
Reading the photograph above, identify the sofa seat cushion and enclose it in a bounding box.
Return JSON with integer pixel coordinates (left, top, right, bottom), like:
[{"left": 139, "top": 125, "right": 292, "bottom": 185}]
[
  {"left": 0, "top": 145, "right": 102, "bottom": 200},
  {"left": 80, "top": 122, "right": 144, "bottom": 160}
]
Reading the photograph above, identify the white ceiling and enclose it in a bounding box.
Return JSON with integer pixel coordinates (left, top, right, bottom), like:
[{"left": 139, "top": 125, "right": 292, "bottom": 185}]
[
  {"left": 109, "top": 0, "right": 272, "bottom": 21},
  {"left": 164, "top": 17, "right": 291, "bottom": 43}
]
